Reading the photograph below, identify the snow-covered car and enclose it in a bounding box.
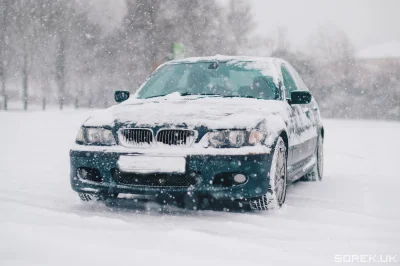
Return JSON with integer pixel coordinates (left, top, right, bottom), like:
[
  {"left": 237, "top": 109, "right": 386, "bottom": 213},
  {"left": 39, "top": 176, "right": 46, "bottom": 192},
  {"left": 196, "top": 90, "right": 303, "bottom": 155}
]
[{"left": 70, "top": 56, "right": 324, "bottom": 210}]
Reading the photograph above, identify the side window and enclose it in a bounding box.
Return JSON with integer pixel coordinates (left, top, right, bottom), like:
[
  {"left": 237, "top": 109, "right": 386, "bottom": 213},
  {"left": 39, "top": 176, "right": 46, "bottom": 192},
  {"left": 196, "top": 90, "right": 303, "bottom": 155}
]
[
  {"left": 288, "top": 65, "right": 308, "bottom": 91},
  {"left": 281, "top": 65, "right": 297, "bottom": 98}
]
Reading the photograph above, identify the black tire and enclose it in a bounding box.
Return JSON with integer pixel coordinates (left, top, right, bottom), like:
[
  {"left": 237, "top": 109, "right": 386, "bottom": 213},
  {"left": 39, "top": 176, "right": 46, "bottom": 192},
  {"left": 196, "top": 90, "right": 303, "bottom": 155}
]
[
  {"left": 249, "top": 137, "right": 287, "bottom": 210},
  {"left": 302, "top": 134, "right": 323, "bottom": 181}
]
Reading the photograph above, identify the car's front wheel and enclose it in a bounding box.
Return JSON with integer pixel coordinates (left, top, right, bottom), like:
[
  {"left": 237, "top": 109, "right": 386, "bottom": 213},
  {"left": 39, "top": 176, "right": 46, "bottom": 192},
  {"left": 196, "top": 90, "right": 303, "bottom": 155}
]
[{"left": 249, "top": 136, "right": 287, "bottom": 210}]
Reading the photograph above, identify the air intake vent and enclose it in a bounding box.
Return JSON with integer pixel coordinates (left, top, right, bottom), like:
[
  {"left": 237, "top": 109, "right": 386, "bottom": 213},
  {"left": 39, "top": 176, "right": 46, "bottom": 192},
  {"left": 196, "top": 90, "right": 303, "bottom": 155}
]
[
  {"left": 156, "top": 129, "right": 196, "bottom": 146},
  {"left": 111, "top": 169, "right": 200, "bottom": 188}
]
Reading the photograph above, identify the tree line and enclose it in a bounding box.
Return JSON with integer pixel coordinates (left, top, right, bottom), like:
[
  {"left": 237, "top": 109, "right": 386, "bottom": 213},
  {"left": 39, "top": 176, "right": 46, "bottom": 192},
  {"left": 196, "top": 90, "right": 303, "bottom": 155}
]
[
  {"left": 0, "top": 0, "right": 398, "bottom": 120},
  {"left": 269, "top": 27, "right": 400, "bottom": 120}
]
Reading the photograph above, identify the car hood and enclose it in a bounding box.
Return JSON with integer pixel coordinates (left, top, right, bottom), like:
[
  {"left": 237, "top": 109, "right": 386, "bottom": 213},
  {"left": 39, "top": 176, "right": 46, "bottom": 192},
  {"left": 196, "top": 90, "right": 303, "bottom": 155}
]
[{"left": 84, "top": 95, "right": 289, "bottom": 130}]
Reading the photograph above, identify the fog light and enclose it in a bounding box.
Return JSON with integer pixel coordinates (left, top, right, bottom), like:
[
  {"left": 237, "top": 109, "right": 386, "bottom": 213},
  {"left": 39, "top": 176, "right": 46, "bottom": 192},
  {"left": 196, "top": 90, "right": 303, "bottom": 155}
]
[
  {"left": 233, "top": 174, "right": 246, "bottom": 184},
  {"left": 77, "top": 168, "right": 88, "bottom": 179}
]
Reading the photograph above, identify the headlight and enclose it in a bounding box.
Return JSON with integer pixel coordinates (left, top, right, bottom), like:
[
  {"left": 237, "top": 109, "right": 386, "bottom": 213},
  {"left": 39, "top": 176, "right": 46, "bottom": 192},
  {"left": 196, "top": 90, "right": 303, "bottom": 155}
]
[
  {"left": 228, "top": 131, "right": 245, "bottom": 147},
  {"left": 75, "top": 127, "right": 85, "bottom": 143},
  {"left": 76, "top": 127, "right": 116, "bottom": 145},
  {"left": 248, "top": 131, "right": 264, "bottom": 145},
  {"left": 207, "top": 130, "right": 261, "bottom": 148},
  {"left": 208, "top": 131, "right": 227, "bottom": 147}
]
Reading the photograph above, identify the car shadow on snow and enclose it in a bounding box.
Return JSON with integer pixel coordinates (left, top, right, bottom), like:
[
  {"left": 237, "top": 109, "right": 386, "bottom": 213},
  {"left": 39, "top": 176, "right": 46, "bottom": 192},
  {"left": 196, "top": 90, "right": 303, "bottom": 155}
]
[
  {"left": 71, "top": 195, "right": 257, "bottom": 217},
  {"left": 73, "top": 181, "right": 312, "bottom": 217},
  {"left": 104, "top": 196, "right": 253, "bottom": 214}
]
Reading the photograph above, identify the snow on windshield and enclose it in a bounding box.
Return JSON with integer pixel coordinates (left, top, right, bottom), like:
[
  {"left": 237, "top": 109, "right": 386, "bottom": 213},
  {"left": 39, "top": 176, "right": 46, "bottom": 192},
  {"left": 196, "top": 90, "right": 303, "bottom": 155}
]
[{"left": 134, "top": 58, "right": 279, "bottom": 100}]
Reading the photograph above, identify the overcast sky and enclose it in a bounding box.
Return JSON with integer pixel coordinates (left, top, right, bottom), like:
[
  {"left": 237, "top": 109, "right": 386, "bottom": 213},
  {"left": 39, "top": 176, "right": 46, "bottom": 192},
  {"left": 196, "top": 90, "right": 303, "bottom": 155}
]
[
  {"left": 88, "top": 0, "right": 400, "bottom": 51},
  {"left": 249, "top": 0, "right": 400, "bottom": 50}
]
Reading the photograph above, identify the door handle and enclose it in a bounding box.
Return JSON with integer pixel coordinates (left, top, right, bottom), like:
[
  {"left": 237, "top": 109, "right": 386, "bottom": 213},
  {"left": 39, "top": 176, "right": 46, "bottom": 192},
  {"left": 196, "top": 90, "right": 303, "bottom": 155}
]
[{"left": 312, "top": 106, "right": 318, "bottom": 111}]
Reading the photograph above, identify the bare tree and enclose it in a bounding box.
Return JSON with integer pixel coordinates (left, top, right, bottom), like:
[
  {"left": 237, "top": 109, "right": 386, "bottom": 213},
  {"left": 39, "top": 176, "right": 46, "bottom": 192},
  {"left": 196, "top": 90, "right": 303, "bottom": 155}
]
[
  {"left": 13, "top": 0, "right": 37, "bottom": 110},
  {"left": 0, "top": 0, "right": 12, "bottom": 96},
  {"left": 56, "top": 35, "right": 66, "bottom": 110},
  {"left": 227, "top": 0, "right": 255, "bottom": 54},
  {"left": 265, "top": 27, "right": 290, "bottom": 56}
]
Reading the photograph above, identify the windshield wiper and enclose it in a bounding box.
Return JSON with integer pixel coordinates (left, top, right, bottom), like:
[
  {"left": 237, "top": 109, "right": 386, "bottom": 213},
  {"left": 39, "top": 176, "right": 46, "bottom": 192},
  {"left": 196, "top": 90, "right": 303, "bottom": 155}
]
[
  {"left": 180, "top": 93, "right": 222, "bottom": 97},
  {"left": 143, "top": 92, "right": 221, "bottom": 99},
  {"left": 178, "top": 92, "right": 192, "bottom": 96},
  {"left": 143, "top": 94, "right": 168, "bottom": 99},
  {"left": 144, "top": 93, "right": 258, "bottom": 99},
  {"left": 218, "top": 95, "right": 258, "bottom": 99}
]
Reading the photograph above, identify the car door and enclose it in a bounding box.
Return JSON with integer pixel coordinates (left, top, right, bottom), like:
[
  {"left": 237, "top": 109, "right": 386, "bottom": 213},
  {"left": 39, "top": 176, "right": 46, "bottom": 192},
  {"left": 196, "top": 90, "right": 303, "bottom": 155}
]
[
  {"left": 287, "top": 65, "right": 319, "bottom": 162},
  {"left": 281, "top": 64, "right": 315, "bottom": 179},
  {"left": 281, "top": 64, "right": 304, "bottom": 178}
]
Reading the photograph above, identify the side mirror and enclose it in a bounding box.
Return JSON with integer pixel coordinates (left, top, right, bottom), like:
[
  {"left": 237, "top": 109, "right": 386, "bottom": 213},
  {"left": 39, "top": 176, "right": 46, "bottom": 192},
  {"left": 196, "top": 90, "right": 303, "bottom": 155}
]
[
  {"left": 290, "top": 91, "right": 312, "bottom": 104},
  {"left": 114, "top": 90, "right": 130, "bottom": 103}
]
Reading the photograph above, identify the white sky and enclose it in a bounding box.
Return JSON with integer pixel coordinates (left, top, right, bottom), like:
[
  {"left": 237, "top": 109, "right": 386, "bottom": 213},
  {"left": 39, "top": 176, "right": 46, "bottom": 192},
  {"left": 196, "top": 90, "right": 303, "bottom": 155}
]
[
  {"left": 248, "top": 0, "right": 400, "bottom": 50},
  {"left": 87, "top": 0, "right": 400, "bottom": 51}
]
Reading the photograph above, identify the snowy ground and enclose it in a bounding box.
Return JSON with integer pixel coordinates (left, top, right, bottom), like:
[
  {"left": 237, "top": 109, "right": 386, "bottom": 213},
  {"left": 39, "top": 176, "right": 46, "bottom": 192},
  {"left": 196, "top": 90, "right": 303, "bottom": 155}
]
[{"left": 0, "top": 110, "right": 399, "bottom": 265}]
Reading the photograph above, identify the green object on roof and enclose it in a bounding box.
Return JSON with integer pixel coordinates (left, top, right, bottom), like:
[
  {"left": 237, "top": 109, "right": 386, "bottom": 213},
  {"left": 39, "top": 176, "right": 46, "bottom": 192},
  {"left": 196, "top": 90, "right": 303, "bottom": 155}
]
[{"left": 172, "top": 43, "right": 185, "bottom": 59}]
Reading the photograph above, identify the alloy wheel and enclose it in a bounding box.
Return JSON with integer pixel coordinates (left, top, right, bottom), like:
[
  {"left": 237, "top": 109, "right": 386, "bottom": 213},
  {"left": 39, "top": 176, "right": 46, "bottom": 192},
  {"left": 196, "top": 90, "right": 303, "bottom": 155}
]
[
  {"left": 274, "top": 145, "right": 287, "bottom": 205},
  {"left": 317, "top": 137, "right": 324, "bottom": 179}
]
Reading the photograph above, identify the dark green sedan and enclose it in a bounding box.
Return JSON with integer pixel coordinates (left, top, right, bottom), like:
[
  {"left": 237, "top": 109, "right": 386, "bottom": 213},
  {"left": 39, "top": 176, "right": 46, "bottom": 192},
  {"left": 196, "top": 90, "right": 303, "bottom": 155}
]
[{"left": 70, "top": 56, "right": 324, "bottom": 210}]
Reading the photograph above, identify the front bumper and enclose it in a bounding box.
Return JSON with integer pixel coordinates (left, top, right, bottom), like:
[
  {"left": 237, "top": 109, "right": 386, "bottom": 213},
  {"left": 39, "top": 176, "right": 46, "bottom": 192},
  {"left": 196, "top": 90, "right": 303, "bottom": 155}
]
[{"left": 70, "top": 145, "right": 272, "bottom": 200}]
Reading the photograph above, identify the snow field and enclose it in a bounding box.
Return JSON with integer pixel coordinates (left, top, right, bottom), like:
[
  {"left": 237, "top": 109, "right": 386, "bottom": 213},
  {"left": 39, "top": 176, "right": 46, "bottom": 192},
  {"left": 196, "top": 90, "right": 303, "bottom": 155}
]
[{"left": 0, "top": 111, "right": 399, "bottom": 265}]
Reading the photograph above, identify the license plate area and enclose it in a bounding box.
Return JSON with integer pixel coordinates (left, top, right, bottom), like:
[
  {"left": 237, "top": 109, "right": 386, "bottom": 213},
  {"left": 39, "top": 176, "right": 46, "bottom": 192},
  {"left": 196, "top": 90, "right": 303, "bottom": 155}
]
[{"left": 117, "top": 155, "right": 186, "bottom": 174}]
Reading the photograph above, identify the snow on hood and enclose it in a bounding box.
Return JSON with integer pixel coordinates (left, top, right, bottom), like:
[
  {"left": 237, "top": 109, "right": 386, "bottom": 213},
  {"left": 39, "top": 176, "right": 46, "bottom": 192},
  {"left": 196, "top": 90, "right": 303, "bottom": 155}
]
[{"left": 84, "top": 95, "right": 289, "bottom": 131}]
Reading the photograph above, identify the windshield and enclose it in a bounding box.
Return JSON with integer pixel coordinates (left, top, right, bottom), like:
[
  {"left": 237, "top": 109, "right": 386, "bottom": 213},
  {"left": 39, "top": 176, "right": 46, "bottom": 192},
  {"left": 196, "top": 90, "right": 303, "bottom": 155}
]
[{"left": 136, "top": 61, "right": 280, "bottom": 100}]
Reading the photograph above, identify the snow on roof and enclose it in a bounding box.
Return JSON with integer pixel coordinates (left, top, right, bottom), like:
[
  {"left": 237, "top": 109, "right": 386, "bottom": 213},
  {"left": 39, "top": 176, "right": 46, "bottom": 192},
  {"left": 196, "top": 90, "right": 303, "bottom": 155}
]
[
  {"left": 169, "top": 55, "right": 278, "bottom": 64},
  {"left": 357, "top": 40, "right": 400, "bottom": 59}
]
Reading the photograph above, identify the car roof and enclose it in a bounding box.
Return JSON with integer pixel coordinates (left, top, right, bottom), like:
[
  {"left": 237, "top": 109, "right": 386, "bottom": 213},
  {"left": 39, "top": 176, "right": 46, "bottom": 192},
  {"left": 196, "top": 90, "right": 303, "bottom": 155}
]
[{"left": 168, "top": 55, "right": 281, "bottom": 64}]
